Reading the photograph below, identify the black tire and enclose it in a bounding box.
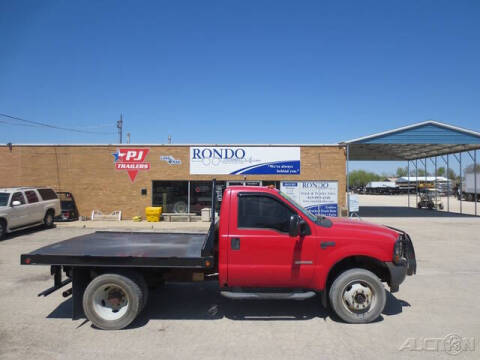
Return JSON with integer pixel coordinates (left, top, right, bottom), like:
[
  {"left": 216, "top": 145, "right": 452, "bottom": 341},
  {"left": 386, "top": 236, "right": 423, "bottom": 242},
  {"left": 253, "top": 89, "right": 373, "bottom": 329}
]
[
  {"left": 329, "top": 268, "right": 386, "bottom": 324},
  {"left": 0, "top": 219, "right": 6, "bottom": 240},
  {"left": 83, "top": 273, "right": 144, "bottom": 330},
  {"left": 43, "top": 210, "right": 55, "bottom": 228},
  {"left": 126, "top": 271, "right": 149, "bottom": 310}
]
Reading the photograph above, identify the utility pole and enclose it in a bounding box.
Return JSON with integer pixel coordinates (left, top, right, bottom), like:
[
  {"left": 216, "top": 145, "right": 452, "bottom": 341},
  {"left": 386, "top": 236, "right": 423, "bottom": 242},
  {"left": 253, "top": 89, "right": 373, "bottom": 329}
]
[
  {"left": 168, "top": 135, "right": 172, "bottom": 144},
  {"left": 127, "top": 132, "right": 131, "bottom": 144},
  {"left": 116, "top": 114, "right": 123, "bottom": 144}
]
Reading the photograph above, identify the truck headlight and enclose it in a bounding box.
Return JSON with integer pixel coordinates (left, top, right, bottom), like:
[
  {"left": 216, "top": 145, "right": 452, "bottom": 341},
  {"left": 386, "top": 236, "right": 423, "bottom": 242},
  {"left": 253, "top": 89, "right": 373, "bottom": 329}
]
[{"left": 393, "top": 238, "right": 406, "bottom": 265}]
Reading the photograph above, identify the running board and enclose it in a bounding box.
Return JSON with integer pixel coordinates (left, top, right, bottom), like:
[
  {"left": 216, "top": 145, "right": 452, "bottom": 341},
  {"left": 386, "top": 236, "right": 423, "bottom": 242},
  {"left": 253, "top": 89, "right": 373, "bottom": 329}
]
[{"left": 220, "top": 291, "right": 316, "bottom": 301}]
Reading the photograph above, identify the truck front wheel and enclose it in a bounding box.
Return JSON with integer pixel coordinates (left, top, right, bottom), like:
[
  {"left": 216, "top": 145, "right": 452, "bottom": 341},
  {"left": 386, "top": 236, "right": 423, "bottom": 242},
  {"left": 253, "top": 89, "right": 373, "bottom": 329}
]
[
  {"left": 329, "top": 268, "right": 386, "bottom": 324},
  {"left": 83, "top": 273, "right": 144, "bottom": 330}
]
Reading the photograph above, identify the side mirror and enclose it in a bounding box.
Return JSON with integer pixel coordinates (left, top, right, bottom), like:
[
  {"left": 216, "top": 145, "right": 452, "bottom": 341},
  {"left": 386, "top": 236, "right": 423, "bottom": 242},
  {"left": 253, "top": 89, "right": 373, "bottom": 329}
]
[
  {"left": 11, "top": 200, "right": 21, "bottom": 207},
  {"left": 289, "top": 215, "right": 301, "bottom": 237}
]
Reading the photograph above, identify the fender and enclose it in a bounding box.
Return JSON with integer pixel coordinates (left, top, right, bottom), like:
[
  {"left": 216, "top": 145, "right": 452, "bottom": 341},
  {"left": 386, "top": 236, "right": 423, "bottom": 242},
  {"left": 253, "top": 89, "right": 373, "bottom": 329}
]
[{"left": 311, "top": 242, "right": 393, "bottom": 291}]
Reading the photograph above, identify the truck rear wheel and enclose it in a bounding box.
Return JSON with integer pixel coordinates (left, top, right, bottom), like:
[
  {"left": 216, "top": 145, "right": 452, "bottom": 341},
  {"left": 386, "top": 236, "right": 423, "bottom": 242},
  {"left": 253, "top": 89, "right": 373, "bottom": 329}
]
[
  {"left": 329, "top": 268, "right": 386, "bottom": 324},
  {"left": 83, "top": 273, "right": 144, "bottom": 330}
]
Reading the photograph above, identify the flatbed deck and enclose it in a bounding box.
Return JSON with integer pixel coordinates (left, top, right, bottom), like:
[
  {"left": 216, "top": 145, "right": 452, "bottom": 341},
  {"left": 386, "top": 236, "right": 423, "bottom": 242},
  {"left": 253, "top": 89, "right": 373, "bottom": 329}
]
[{"left": 21, "top": 230, "right": 214, "bottom": 268}]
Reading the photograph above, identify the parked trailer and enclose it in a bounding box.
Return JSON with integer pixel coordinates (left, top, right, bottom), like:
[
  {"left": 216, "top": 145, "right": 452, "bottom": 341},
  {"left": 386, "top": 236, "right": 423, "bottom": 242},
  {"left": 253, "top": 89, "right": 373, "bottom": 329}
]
[
  {"left": 461, "top": 171, "right": 480, "bottom": 201},
  {"left": 365, "top": 182, "right": 400, "bottom": 195}
]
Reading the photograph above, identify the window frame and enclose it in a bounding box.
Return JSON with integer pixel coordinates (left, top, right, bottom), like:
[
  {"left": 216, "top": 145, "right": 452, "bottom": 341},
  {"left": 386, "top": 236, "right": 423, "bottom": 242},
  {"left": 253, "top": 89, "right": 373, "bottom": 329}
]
[
  {"left": 10, "top": 192, "right": 26, "bottom": 206},
  {"left": 37, "top": 188, "right": 58, "bottom": 201},
  {"left": 236, "top": 192, "right": 298, "bottom": 234},
  {"left": 25, "top": 190, "right": 40, "bottom": 204}
]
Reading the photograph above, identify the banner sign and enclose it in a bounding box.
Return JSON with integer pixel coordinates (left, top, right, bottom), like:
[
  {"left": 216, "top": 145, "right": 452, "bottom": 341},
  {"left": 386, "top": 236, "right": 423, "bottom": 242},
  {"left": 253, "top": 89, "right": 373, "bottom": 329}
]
[
  {"left": 112, "top": 148, "right": 150, "bottom": 182},
  {"left": 280, "top": 181, "right": 338, "bottom": 217},
  {"left": 190, "top": 147, "right": 300, "bottom": 175}
]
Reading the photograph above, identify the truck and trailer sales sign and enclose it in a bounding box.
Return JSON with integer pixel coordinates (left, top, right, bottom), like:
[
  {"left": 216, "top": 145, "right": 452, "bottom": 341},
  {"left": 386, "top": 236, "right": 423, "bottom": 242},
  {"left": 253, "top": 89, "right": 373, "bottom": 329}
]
[
  {"left": 189, "top": 147, "right": 300, "bottom": 175},
  {"left": 280, "top": 181, "right": 339, "bottom": 217}
]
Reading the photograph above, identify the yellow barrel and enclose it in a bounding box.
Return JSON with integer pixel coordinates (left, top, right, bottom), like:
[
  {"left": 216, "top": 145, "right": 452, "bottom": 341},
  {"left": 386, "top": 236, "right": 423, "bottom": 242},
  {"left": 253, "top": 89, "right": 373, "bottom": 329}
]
[{"left": 145, "top": 207, "right": 162, "bottom": 222}]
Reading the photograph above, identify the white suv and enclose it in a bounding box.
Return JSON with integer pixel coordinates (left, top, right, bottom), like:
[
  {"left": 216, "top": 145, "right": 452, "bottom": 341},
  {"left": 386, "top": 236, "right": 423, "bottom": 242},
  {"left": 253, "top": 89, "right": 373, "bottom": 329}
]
[{"left": 0, "top": 188, "right": 61, "bottom": 239}]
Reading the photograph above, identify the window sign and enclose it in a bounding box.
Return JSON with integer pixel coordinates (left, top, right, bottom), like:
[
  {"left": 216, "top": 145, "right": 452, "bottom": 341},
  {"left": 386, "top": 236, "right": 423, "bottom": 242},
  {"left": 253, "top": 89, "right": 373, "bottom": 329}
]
[{"left": 280, "top": 181, "right": 338, "bottom": 217}]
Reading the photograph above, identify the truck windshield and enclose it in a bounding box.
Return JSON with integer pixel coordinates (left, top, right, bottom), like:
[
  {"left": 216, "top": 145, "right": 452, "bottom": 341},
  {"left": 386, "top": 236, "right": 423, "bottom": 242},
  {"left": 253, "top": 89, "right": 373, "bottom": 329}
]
[
  {"left": 278, "top": 191, "right": 317, "bottom": 222},
  {"left": 0, "top": 193, "right": 9, "bottom": 206}
]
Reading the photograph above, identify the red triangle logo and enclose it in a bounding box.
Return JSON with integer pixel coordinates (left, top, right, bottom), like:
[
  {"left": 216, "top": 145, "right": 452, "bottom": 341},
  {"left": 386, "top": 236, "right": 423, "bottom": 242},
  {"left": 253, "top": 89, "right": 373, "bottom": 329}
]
[{"left": 127, "top": 170, "right": 138, "bottom": 182}]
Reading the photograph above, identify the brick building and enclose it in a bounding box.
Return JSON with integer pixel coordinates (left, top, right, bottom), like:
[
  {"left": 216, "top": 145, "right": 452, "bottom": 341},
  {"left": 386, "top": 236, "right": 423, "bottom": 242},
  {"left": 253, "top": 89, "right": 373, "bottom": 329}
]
[{"left": 0, "top": 144, "right": 347, "bottom": 218}]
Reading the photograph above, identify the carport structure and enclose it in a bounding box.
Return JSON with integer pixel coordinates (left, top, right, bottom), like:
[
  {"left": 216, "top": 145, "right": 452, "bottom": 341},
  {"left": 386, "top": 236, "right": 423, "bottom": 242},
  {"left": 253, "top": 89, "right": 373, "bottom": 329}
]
[{"left": 341, "top": 121, "right": 480, "bottom": 216}]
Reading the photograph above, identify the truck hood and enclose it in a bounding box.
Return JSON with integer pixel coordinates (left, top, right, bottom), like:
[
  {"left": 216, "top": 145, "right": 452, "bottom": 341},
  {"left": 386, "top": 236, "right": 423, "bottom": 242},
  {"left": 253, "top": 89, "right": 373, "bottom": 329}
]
[{"left": 328, "top": 217, "right": 399, "bottom": 242}]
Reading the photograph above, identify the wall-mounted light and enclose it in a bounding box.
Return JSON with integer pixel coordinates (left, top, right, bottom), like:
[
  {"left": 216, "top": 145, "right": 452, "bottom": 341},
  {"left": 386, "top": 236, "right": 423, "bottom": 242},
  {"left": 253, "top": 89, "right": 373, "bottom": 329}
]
[{"left": 141, "top": 188, "right": 147, "bottom": 196}]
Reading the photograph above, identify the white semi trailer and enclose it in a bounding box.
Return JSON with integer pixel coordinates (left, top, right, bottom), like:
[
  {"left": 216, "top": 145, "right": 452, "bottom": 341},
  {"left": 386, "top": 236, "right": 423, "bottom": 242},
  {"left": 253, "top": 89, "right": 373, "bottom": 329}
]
[{"left": 462, "top": 171, "right": 480, "bottom": 201}]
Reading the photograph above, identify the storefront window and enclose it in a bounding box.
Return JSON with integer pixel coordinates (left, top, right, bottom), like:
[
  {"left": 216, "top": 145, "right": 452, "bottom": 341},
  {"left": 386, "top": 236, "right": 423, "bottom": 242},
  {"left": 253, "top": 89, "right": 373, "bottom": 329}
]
[
  {"left": 152, "top": 181, "right": 188, "bottom": 213},
  {"left": 152, "top": 180, "right": 225, "bottom": 215}
]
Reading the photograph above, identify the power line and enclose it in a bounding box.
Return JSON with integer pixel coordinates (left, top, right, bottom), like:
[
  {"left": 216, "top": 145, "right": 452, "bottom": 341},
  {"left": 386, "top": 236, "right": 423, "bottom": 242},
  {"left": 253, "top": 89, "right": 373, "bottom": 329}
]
[
  {"left": 0, "top": 113, "right": 111, "bottom": 135},
  {"left": 0, "top": 119, "right": 39, "bottom": 128}
]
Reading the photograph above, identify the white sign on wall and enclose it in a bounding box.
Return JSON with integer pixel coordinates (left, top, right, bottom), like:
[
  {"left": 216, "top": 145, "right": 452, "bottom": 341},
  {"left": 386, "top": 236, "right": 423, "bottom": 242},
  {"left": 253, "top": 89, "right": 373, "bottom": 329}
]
[
  {"left": 190, "top": 147, "right": 300, "bottom": 175},
  {"left": 280, "top": 181, "right": 338, "bottom": 217},
  {"left": 349, "top": 194, "right": 359, "bottom": 213}
]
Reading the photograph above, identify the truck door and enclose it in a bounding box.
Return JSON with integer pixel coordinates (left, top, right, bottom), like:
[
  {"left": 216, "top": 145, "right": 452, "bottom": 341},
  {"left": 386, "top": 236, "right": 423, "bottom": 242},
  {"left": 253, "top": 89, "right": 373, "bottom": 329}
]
[
  {"left": 24, "top": 190, "right": 43, "bottom": 222},
  {"left": 8, "top": 192, "right": 28, "bottom": 228},
  {"left": 226, "top": 192, "right": 316, "bottom": 288}
]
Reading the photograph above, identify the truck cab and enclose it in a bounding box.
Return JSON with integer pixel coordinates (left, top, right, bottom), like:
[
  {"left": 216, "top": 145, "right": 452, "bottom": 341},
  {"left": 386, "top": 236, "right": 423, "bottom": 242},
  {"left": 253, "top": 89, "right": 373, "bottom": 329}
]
[{"left": 21, "top": 183, "right": 416, "bottom": 329}]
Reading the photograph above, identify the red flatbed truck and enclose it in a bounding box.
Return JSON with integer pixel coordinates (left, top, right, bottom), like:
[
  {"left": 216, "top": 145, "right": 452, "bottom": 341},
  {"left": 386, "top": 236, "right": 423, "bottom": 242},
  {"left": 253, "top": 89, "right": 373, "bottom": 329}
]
[{"left": 21, "top": 180, "right": 416, "bottom": 330}]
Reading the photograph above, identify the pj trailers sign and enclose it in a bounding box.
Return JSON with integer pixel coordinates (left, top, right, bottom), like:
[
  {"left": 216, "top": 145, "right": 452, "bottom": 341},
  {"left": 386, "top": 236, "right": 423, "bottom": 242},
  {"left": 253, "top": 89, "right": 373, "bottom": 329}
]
[
  {"left": 189, "top": 147, "right": 300, "bottom": 175},
  {"left": 113, "top": 148, "right": 150, "bottom": 182}
]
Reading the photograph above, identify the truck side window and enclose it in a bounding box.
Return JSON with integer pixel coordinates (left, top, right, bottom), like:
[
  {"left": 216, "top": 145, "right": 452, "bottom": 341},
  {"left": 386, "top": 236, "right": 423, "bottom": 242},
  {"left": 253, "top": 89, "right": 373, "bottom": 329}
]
[
  {"left": 11, "top": 192, "right": 26, "bottom": 205},
  {"left": 238, "top": 195, "right": 294, "bottom": 233},
  {"left": 25, "top": 191, "right": 39, "bottom": 203}
]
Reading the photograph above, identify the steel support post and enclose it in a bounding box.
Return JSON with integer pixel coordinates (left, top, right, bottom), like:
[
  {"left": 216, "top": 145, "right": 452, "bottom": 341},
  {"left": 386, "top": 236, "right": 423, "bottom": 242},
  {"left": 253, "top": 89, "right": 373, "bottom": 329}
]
[
  {"left": 407, "top": 160, "right": 410, "bottom": 207},
  {"left": 460, "top": 152, "right": 462, "bottom": 214},
  {"left": 475, "top": 150, "right": 477, "bottom": 216}
]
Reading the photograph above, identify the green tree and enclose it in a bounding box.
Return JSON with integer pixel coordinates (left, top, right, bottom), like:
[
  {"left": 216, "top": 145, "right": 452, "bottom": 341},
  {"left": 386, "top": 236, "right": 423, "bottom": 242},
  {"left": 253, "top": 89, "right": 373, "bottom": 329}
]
[
  {"left": 349, "top": 170, "right": 382, "bottom": 187},
  {"left": 396, "top": 166, "right": 408, "bottom": 177},
  {"left": 436, "top": 167, "right": 446, "bottom": 177},
  {"left": 446, "top": 168, "right": 456, "bottom": 180}
]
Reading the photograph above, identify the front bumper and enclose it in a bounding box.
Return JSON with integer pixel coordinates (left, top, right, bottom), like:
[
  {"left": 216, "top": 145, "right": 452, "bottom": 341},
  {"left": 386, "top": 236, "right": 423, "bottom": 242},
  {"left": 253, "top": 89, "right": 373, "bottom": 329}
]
[
  {"left": 385, "top": 227, "right": 417, "bottom": 292},
  {"left": 386, "top": 262, "right": 407, "bottom": 292}
]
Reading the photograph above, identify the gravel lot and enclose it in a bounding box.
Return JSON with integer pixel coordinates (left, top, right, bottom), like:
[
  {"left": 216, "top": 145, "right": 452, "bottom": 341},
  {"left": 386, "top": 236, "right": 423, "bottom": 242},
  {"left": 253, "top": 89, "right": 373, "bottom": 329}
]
[{"left": 1, "top": 199, "right": 480, "bottom": 360}]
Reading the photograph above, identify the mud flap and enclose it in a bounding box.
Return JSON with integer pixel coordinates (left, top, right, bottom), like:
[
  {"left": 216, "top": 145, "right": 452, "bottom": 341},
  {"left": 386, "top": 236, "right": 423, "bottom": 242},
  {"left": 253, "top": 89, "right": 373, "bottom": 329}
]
[{"left": 72, "top": 268, "right": 89, "bottom": 320}]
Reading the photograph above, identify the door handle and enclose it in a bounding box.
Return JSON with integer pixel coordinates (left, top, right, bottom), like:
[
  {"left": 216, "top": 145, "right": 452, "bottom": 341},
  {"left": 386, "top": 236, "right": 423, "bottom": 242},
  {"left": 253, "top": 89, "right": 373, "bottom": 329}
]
[
  {"left": 231, "top": 238, "right": 240, "bottom": 250},
  {"left": 320, "top": 241, "right": 336, "bottom": 249}
]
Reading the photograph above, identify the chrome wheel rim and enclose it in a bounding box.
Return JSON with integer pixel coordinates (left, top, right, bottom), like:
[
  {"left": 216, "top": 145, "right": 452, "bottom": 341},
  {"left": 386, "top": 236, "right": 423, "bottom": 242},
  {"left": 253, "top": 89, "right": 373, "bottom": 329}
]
[
  {"left": 92, "top": 284, "right": 129, "bottom": 321},
  {"left": 341, "top": 280, "right": 376, "bottom": 314}
]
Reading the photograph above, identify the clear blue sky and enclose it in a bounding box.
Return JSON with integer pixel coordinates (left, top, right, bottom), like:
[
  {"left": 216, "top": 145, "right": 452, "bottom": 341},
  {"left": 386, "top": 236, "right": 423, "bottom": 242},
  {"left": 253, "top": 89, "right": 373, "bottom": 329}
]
[{"left": 1, "top": 0, "right": 479, "bottom": 174}]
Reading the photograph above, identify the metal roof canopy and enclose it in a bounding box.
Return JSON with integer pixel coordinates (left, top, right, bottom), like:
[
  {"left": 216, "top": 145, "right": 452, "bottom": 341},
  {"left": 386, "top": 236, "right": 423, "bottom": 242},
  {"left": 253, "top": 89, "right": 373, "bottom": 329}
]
[{"left": 341, "top": 121, "right": 480, "bottom": 160}]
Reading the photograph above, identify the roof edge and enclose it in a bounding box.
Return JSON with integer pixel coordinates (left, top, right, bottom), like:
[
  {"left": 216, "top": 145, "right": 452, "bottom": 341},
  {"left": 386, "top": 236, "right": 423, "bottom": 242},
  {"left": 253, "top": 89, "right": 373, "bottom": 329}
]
[{"left": 341, "top": 120, "right": 480, "bottom": 144}]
